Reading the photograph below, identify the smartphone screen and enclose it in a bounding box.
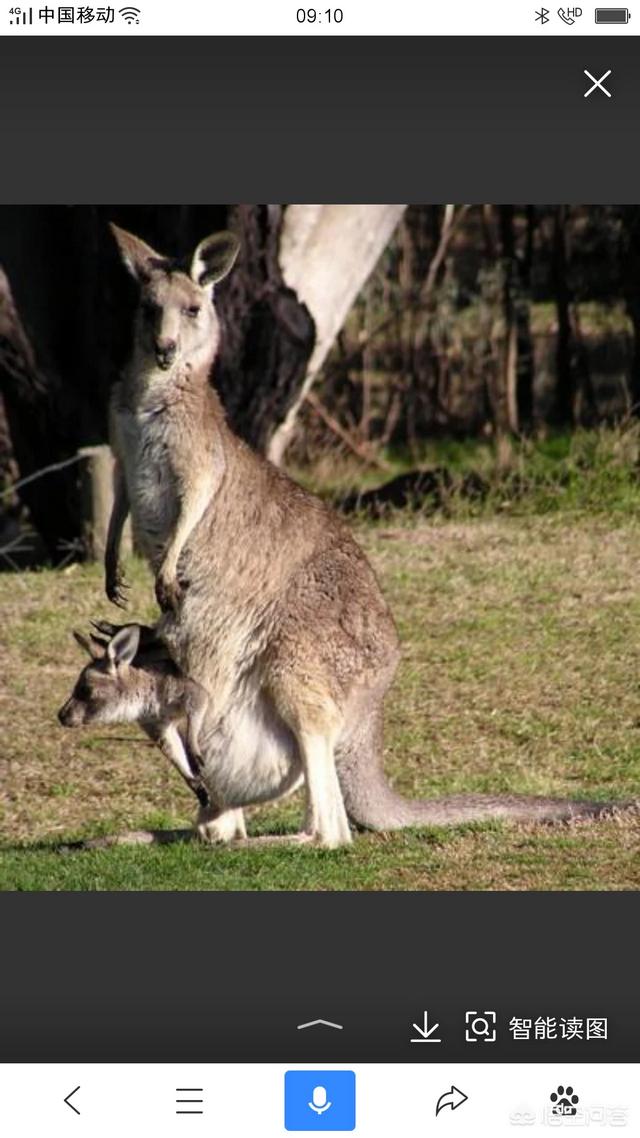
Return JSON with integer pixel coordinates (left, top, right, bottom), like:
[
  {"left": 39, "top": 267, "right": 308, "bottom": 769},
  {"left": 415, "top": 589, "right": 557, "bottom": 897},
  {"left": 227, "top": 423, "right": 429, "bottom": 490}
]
[{"left": 0, "top": 5, "right": 637, "bottom": 1135}]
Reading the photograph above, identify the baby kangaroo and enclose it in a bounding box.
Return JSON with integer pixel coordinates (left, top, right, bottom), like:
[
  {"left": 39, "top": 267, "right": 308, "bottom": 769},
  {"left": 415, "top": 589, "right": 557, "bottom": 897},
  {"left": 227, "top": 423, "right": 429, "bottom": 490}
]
[{"left": 58, "top": 623, "right": 212, "bottom": 810}]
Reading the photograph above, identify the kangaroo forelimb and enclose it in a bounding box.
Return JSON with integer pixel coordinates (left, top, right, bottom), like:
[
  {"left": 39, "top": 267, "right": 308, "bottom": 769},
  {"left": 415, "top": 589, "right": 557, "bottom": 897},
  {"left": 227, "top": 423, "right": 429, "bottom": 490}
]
[{"left": 105, "top": 463, "right": 131, "bottom": 608}]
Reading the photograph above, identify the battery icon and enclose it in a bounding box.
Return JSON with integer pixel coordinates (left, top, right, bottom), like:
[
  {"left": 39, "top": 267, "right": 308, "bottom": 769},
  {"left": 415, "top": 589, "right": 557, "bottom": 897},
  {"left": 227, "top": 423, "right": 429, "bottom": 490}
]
[{"left": 595, "top": 7, "right": 631, "bottom": 20}]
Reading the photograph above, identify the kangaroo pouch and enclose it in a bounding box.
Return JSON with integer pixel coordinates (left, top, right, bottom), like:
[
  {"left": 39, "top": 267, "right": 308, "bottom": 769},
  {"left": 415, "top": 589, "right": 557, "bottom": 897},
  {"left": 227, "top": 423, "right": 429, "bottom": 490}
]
[{"left": 197, "top": 681, "right": 304, "bottom": 808}]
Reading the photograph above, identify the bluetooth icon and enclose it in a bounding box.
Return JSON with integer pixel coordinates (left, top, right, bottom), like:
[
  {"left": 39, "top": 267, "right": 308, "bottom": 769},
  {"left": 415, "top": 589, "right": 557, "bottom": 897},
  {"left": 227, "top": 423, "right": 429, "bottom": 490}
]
[{"left": 535, "top": 7, "right": 550, "bottom": 20}]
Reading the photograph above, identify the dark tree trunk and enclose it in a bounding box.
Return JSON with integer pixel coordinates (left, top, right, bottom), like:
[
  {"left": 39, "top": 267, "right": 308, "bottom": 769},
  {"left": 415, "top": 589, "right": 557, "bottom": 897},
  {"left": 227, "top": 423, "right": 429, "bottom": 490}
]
[
  {"left": 550, "top": 204, "right": 575, "bottom": 427},
  {"left": 516, "top": 205, "right": 536, "bottom": 429},
  {"left": 620, "top": 205, "right": 640, "bottom": 413},
  {"left": 0, "top": 205, "right": 314, "bottom": 559},
  {"left": 213, "top": 204, "right": 316, "bottom": 453},
  {"left": 0, "top": 255, "right": 88, "bottom": 557},
  {"left": 479, "top": 205, "right": 512, "bottom": 440},
  {"left": 498, "top": 205, "right": 518, "bottom": 433},
  {"left": 498, "top": 204, "right": 535, "bottom": 433}
]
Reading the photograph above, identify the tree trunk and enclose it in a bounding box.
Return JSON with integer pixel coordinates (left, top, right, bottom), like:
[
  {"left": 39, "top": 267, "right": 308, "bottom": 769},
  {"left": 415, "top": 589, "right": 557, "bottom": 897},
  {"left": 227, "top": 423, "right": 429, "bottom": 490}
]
[
  {"left": 268, "top": 204, "right": 406, "bottom": 464},
  {"left": 213, "top": 204, "right": 315, "bottom": 453},
  {"left": 479, "top": 206, "right": 513, "bottom": 448},
  {"left": 517, "top": 204, "right": 536, "bottom": 429},
  {"left": 498, "top": 204, "right": 536, "bottom": 435},
  {"left": 498, "top": 205, "right": 519, "bottom": 435},
  {"left": 410, "top": 204, "right": 469, "bottom": 441},
  {"left": 0, "top": 258, "right": 85, "bottom": 556},
  {"left": 550, "top": 205, "right": 575, "bottom": 427},
  {"left": 620, "top": 205, "right": 640, "bottom": 412},
  {"left": 0, "top": 205, "right": 315, "bottom": 559}
]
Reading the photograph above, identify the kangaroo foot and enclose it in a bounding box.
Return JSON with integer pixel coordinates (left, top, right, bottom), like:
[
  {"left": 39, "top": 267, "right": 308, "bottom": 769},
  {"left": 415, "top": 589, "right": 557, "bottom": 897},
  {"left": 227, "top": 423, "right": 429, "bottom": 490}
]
[
  {"left": 195, "top": 806, "right": 247, "bottom": 844},
  {"left": 106, "top": 569, "right": 130, "bottom": 609}
]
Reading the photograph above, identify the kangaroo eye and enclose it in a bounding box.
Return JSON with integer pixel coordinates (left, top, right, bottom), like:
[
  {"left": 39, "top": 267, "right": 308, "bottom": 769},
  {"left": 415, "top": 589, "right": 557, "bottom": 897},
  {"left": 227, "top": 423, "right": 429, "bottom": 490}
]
[{"left": 184, "top": 305, "right": 200, "bottom": 319}]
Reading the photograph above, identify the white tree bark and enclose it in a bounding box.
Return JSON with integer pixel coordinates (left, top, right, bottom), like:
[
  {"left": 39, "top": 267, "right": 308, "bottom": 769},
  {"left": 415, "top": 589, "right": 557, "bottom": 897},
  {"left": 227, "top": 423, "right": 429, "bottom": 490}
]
[{"left": 268, "top": 204, "right": 406, "bottom": 464}]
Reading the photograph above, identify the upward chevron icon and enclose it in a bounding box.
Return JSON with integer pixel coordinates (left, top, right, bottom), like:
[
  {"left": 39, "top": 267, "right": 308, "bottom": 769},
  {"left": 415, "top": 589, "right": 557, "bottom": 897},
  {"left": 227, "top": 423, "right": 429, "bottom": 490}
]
[{"left": 297, "top": 1019, "right": 344, "bottom": 1030}]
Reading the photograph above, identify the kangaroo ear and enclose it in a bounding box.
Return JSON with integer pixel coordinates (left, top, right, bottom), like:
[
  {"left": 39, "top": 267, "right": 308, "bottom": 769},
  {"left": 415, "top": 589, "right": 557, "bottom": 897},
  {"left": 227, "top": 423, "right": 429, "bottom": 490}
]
[
  {"left": 73, "top": 630, "right": 105, "bottom": 660},
  {"left": 190, "top": 231, "right": 240, "bottom": 289},
  {"left": 110, "top": 224, "right": 163, "bottom": 283},
  {"left": 107, "top": 624, "right": 141, "bottom": 669}
]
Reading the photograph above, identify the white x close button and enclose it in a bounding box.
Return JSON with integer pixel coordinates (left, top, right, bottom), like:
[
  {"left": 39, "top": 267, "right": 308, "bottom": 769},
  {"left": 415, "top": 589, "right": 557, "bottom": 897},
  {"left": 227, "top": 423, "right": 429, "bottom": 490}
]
[{"left": 584, "top": 69, "right": 612, "bottom": 98}]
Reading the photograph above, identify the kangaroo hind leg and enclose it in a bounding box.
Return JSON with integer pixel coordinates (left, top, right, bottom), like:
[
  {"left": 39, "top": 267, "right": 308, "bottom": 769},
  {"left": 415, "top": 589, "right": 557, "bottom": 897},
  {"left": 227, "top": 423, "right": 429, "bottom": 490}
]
[
  {"left": 268, "top": 653, "right": 352, "bottom": 848},
  {"left": 297, "top": 729, "right": 352, "bottom": 849}
]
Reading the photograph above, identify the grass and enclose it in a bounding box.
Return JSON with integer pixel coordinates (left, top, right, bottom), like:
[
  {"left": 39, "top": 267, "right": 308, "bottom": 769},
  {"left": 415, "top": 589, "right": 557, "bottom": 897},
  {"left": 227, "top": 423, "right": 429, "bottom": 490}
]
[
  {"left": 295, "top": 423, "right": 640, "bottom": 519},
  {"left": 1, "top": 436, "right": 640, "bottom": 890}
]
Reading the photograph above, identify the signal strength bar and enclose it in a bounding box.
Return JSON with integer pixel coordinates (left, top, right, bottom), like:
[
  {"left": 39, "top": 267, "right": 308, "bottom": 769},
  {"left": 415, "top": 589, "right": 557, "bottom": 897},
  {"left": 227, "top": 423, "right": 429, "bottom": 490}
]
[{"left": 9, "top": 7, "right": 33, "bottom": 23}]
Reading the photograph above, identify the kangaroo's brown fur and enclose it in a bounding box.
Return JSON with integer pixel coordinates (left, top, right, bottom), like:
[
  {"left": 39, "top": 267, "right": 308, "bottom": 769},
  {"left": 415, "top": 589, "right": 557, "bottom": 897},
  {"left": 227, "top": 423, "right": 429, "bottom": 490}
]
[{"left": 104, "top": 225, "right": 617, "bottom": 848}]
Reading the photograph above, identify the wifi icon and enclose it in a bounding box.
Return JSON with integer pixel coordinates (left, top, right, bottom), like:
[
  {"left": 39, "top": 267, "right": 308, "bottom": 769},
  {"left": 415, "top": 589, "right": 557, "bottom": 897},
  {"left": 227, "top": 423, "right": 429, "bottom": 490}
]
[{"left": 119, "top": 5, "right": 141, "bottom": 22}]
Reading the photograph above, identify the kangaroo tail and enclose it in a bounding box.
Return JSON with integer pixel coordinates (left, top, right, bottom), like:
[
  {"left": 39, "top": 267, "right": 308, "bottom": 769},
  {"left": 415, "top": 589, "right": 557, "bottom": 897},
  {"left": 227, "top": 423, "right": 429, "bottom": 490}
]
[
  {"left": 336, "top": 711, "right": 631, "bottom": 830},
  {"left": 341, "top": 777, "right": 623, "bottom": 830}
]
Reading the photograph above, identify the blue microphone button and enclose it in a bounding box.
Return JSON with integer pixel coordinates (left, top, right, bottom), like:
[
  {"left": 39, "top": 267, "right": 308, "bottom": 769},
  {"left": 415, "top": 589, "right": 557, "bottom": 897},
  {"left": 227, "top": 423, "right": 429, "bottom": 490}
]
[{"left": 285, "top": 1070, "right": 356, "bottom": 1131}]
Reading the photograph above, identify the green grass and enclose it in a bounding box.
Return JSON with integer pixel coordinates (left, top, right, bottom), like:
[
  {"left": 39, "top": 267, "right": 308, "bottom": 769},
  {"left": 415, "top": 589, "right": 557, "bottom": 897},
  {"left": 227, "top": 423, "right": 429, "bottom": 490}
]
[
  {"left": 295, "top": 424, "right": 640, "bottom": 520},
  {"left": 2, "top": 822, "right": 638, "bottom": 891},
  {"left": 1, "top": 447, "right": 640, "bottom": 889}
]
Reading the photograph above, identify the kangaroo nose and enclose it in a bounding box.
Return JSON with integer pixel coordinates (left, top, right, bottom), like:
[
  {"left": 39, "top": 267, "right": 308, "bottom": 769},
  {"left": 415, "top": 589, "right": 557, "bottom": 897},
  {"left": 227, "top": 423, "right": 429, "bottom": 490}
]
[{"left": 155, "top": 339, "right": 177, "bottom": 369}]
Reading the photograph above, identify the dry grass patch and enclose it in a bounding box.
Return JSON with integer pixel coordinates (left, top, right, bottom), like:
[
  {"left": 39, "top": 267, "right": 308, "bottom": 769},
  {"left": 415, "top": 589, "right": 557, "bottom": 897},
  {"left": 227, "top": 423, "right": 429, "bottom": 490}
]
[{"left": 1, "top": 512, "right": 639, "bottom": 889}]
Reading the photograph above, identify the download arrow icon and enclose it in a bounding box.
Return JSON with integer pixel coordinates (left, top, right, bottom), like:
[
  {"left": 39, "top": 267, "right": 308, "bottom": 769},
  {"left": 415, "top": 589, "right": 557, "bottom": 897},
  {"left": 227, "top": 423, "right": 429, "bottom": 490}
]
[
  {"left": 410, "top": 1011, "right": 442, "bottom": 1043},
  {"left": 436, "top": 1086, "right": 468, "bottom": 1116}
]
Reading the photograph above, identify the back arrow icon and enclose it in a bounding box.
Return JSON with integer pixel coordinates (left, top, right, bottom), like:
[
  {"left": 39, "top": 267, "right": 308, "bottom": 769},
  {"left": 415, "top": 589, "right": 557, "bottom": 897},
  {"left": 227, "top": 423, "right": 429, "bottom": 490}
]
[
  {"left": 64, "top": 1086, "right": 81, "bottom": 1115},
  {"left": 436, "top": 1086, "right": 468, "bottom": 1116},
  {"left": 410, "top": 1011, "right": 442, "bottom": 1043}
]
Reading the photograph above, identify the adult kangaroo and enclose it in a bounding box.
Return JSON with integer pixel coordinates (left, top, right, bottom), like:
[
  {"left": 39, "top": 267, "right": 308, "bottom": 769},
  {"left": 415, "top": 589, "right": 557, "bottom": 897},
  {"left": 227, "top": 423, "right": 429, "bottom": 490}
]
[{"left": 105, "top": 224, "right": 609, "bottom": 847}]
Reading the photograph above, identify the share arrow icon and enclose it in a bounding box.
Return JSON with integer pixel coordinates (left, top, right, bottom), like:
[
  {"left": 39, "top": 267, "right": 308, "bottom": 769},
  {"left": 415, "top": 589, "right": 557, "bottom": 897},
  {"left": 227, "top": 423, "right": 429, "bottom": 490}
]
[
  {"left": 410, "top": 1011, "right": 442, "bottom": 1043},
  {"left": 436, "top": 1085, "right": 468, "bottom": 1116}
]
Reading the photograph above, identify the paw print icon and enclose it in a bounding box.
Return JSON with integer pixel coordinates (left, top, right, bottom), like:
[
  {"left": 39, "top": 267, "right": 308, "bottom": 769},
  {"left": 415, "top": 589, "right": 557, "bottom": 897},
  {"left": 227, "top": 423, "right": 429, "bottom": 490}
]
[{"left": 550, "top": 1085, "right": 579, "bottom": 1116}]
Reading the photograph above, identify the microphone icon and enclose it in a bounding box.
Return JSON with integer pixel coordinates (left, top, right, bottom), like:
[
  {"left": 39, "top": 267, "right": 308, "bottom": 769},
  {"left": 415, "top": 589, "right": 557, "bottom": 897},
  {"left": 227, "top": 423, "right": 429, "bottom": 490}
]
[{"left": 308, "top": 1085, "right": 332, "bottom": 1115}]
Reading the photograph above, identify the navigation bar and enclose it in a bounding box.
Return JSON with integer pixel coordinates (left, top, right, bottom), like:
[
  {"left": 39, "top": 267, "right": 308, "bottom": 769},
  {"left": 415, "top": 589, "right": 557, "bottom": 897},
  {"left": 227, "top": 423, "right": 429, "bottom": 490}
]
[{"left": 0, "top": 1064, "right": 635, "bottom": 1136}]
